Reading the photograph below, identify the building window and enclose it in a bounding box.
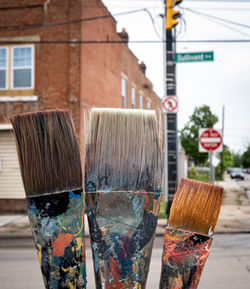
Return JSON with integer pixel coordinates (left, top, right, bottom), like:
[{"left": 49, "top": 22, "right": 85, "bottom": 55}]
[
  {"left": 0, "top": 45, "right": 34, "bottom": 91},
  {"left": 139, "top": 94, "right": 143, "bottom": 109},
  {"left": 121, "top": 77, "right": 126, "bottom": 108},
  {"left": 147, "top": 99, "right": 151, "bottom": 109},
  {"left": 0, "top": 47, "right": 7, "bottom": 90},
  {"left": 11, "top": 46, "right": 34, "bottom": 89},
  {"left": 131, "top": 86, "right": 136, "bottom": 108}
]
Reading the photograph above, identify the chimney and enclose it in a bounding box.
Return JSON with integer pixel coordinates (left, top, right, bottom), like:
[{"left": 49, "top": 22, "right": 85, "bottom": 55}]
[
  {"left": 118, "top": 28, "right": 129, "bottom": 44},
  {"left": 139, "top": 61, "right": 146, "bottom": 74}
]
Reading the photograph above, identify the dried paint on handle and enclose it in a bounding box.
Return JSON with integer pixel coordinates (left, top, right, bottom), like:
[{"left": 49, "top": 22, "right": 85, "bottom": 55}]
[
  {"left": 159, "top": 227, "right": 212, "bottom": 289},
  {"left": 26, "top": 189, "right": 86, "bottom": 289},
  {"left": 86, "top": 191, "right": 162, "bottom": 289}
]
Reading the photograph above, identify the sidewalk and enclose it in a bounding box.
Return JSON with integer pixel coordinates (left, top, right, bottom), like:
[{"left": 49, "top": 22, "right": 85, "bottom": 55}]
[
  {"left": 0, "top": 177, "right": 249, "bottom": 238},
  {"left": 1, "top": 206, "right": 250, "bottom": 239}
]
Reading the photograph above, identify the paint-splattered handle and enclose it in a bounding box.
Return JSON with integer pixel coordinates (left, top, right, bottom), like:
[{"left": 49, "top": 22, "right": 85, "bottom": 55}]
[
  {"left": 86, "top": 191, "right": 162, "bottom": 289},
  {"left": 159, "top": 227, "right": 212, "bottom": 289},
  {"left": 26, "top": 189, "right": 86, "bottom": 289}
]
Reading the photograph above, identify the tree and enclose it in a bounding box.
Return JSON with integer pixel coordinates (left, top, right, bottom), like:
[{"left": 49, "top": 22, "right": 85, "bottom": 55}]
[
  {"left": 232, "top": 151, "right": 242, "bottom": 167},
  {"left": 242, "top": 146, "right": 250, "bottom": 168},
  {"left": 216, "top": 145, "right": 233, "bottom": 179},
  {"left": 180, "top": 105, "right": 218, "bottom": 164}
]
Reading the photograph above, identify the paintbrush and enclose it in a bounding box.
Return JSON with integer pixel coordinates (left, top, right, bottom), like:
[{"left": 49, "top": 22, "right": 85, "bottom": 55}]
[
  {"left": 11, "top": 110, "right": 86, "bottom": 289},
  {"left": 84, "top": 108, "right": 163, "bottom": 289},
  {"left": 159, "top": 178, "right": 223, "bottom": 289}
]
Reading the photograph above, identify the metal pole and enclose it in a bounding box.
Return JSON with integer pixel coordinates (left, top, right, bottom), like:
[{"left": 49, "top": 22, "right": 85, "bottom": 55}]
[
  {"left": 210, "top": 151, "right": 215, "bottom": 184},
  {"left": 164, "top": 114, "right": 168, "bottom": 204},
  {"left": 220, "top": 106, "right": 225, "bottom": 180},
  {"left": 163, "top": 9, "right": 168, "bottom": 205}
]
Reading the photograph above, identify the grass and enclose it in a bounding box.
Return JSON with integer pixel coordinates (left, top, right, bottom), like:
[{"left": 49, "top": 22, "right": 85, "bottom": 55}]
[
  {"left": 159, "top": 199, "right": 168, "bottom": 219},
  {"left": 188, "top": 167, "right": 210, "bottom": 183},
  {"left": 188, "top": 171, "right": 209, "bottom": 183}
]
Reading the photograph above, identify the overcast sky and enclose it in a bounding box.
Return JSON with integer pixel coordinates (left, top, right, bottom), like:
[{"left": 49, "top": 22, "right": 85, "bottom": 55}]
[{"left": 102, "top": 0, "right": 250, "bottom": 153}]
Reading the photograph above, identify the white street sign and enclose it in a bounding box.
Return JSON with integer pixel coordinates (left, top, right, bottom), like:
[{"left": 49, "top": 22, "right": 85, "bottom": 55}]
[
  {"left": 162, "top": 96, "right": 178, "bottom": 113},
  {"left": 199, "top": 128, "right": 223, "bottom": 153}
]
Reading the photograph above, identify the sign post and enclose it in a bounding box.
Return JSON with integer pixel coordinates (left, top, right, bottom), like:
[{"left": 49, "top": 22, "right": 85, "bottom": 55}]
[{"left": 199, "top": 128, "right": 223, "bottom": 184}]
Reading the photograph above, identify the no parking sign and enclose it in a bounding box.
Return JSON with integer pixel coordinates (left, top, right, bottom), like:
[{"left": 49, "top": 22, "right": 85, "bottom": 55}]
[{"left": 162, "top": 96, "right": 178, "bottom": 113}]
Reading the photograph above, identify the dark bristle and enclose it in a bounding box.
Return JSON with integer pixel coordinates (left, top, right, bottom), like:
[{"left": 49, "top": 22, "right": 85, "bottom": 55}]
[
  {"left": 11, "top": 110, "right": 82, "bottom": 196},
  {"left": 84, "top": 108, "right": 162, "bottom": 192},
  {"left": 168, "top": 178, "right": 223, "bottom": 235}
]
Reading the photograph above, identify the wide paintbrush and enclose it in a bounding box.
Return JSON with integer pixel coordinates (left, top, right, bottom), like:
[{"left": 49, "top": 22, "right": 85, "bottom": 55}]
[
  {"left": 11, "top": 110, "right": 86, "bottom": 289},
  {"left": 159, "top": 178, "right": 223, "bottom": 289},
  {"left": 84, "top": 108, "right": 162, "bottom": 289}
]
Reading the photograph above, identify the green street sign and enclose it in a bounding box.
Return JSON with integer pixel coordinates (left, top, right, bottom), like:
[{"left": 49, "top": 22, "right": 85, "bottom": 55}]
[{"left": 174, "top": 52, "right": 214, "bottom": 63}]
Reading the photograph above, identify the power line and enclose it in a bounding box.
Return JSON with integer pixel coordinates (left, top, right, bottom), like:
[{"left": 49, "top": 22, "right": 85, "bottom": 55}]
[
  {"left": 1, "top": 39, "right": 250, "bottom": 45},
  {"left": 0, "top": 4, "right": 43, "bottom": 10},
  {"left": 184, "top": 7, "right": 250, "bottom": 37},
  {"left": 184, "top": 7, "right": 250, "bottom": 30},
  {"left": 0, "top": 8, "right": 147, "bottom": 32}
]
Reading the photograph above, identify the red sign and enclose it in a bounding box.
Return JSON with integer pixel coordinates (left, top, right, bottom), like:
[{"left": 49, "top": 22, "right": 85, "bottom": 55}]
[
  {"left": 199, "top": 128, "right": 222, "bottom": 152},
  {"left": 162, "top": 96, "right": 178, "bottom": 113}
]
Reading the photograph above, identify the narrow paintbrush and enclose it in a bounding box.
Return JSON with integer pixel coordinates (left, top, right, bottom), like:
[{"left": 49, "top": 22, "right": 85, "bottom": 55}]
[
  {"left": 84, "top": 108, "right": 163, "bottom": 289},
  {"left": 160, "top": 178, "right": 223, "bottom": 289},
  {"left": 11, "top": 110, "right": 86, "bottom": 289}
]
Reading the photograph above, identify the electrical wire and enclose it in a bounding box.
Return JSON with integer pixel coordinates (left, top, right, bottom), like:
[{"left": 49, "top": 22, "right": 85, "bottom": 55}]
[
  {"left": 0, "top": 8, "right": 148, "bottom": 32},
  {"left": 184, "top": 7, "right": 250, "bottom": 30},
  {"left": 143, "top": 9, "right": 163, "bottom": 39},
  {"left": 1, "top": 39, "right": 250, "bottom": 44},
  {"left": 185, "top": 8, "right": 250, "bottom": 37}
]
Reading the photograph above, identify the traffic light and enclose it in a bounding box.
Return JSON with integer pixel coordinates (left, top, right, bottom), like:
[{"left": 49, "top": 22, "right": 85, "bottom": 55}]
[{"left": 166, "top": 0, "right": 183, "bottom": 31}]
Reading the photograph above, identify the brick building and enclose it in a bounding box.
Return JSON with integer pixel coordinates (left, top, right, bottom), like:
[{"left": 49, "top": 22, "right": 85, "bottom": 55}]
[{"left": 0, "top": 0, "right": 161, "bottom": 211}]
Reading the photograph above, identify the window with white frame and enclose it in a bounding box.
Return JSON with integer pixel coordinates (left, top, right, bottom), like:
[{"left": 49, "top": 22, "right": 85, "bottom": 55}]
[
  {"left": 121, "top": 77, "right": 126, "bottom": 108},
  {"left": 131, "top": 86, "right": 136, "bottom": 108},
  {"left": 0, "top": 47, "right": 7, "bottom": 90},
  {"left": 147, "top": 99, "right": 151, "bottom": 109},
  {"left": 12, "top": 46, "right": 34, "bottom": 89},
  {"left": 139, "top": 93, "right": 143, "bottom": 109},
  {"left": 0, "top": 45, "right": 34, "bottom": 91}
]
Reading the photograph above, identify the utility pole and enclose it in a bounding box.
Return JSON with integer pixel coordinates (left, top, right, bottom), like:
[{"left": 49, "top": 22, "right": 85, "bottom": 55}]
[
  {"left": 164, "top": 0, "right": 182, "bottom": 214},
  {"left": 220, "top": 106, "right": 225, "bottom": 180}
]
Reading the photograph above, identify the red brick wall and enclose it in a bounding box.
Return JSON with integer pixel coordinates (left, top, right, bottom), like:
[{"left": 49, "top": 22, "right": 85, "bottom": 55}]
[
  {"left": 0, "top": 0, "right": 161, "bottom": 133},
  {"left": 121, "top": 46, "right": 161, "bottom": 111},
  {"left": 0, "top": 0, "right": 82, "bottom": 134},
  {"left": 80, "top": 0, "right": 122, "bottom": 109}
]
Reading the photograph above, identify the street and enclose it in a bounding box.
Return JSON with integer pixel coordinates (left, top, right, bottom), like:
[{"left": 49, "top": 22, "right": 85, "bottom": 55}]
[{"left": 0, "top": 235, "right": 250, "bottom": 289}]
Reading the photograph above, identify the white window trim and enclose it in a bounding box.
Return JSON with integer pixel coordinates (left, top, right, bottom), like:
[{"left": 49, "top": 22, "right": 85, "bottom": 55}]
[
  {"left": 121, "top": 75, "right": 127, "bottom": 108},
  {"left": 0, "top": 95, "right": 38, "bottom": 102},
  {"left": 131, "top": 83, "right": 136, "bottom": 108},
  {"left": 147, "top": 99, "right": 151, "bottom": 109},
  {"left": 121, "top": 72, "right": 128, "bottom": 80},
  {"left": 11, "top": 45, "right": 34, "bottom": 90},
  {"left": 0, "top": 46, "right": 8, "bottom": 91},
  {"left": 139, "top": 91, "right": 144, "bottom": 109}
]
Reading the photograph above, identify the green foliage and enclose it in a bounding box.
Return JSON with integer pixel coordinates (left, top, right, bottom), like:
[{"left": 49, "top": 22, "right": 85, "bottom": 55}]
[
  {"left": 232, "top": 151, "right": 242, "bottom": 167},
  {"left": 180, "top": 105, "right": 218, "bottom": 164},
  {"left": 188, "top": 166, "right": 209, "bottom": 183},
  {"left": 159, "top": 200, "right": 168, "bottom": 219},
  {"left": 216, "top": 145, "right": 233, "bottom": 180},
  {"left": 242, "top": 146, "right": 250, "bottom": 168}
]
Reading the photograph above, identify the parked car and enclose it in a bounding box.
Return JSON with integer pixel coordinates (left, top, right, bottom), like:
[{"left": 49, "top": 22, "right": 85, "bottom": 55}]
[{"left": 230, "top": 168, "right": 244, "bottom": 180}]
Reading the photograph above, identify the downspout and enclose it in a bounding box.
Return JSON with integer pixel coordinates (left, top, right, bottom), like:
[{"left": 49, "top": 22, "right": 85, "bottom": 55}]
[{"left": 44, "top": 0, "right": 51, "bottom": 24}]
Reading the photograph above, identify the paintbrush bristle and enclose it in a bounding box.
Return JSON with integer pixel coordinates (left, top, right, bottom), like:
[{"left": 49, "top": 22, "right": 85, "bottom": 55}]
[
  {"left": 84, "top": 108, "right": 162, "bottom": 192},
  {"left": 168, "top": 178, "right": 223, "bottom": 235},
  {"left": 11, "top": 110, "right": 82, "bottom": 196}
]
